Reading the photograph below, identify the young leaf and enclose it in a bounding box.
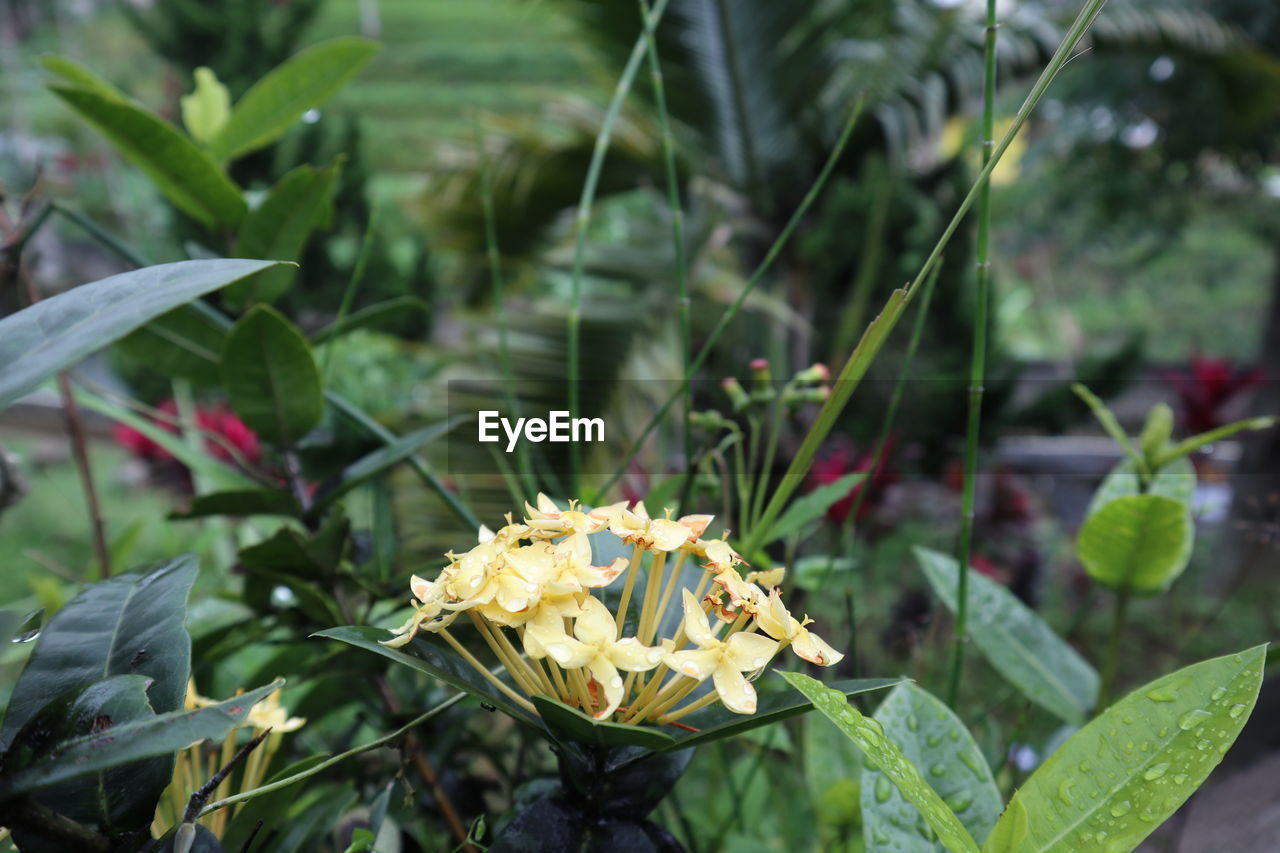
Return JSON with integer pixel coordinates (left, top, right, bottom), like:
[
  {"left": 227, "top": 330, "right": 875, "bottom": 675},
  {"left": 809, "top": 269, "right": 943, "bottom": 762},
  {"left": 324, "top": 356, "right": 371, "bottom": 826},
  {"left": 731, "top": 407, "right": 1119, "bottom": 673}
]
[
  {"left": 985, "top": 646, "right": 1265, "bottom": 852},
  {"left": 863, "top": 683, "right": 1003, "bottom": 851},
  {"left": 1137, "top": 404, "right": 1174, "bottom": 466},
  {"left": 47, "top": 85, "right": 246, "bottom": 228},
  {"left": 779, "top": 672, "right": 981, "bottom": 853},
  {"left": 181, "top": 67, "right": 231, "bottom": 144},
  {"left": 208, "top": 37, "right": 380, "bottom": 162},
  {"left": 1085, "top": 457, "right": 1195, "bottom": 519},
  {"left": 1076, "top": 495, "right": 1193, "bottom": 594},
  {"left": 221, "top": 305, "right": 324, "bottom": 446},
  {"left": 1153, "top": 415, "right": 1278, "bottom": 469},
  {"left": 1071, "top": 384, "right": 1144, "bottom": 474},
  {"left": 39, "top": 54, "right": 126, "bottom": 100},
  {"left": 227, "top": 159, "right": 344, "bottom": 305},
  {"left": 760, "top": 472, "right": 864, "bottom": 545},
  {"left": 915, "top": 547, "right": 1098, "bottom": 724},
  {"left": 0, "top": 556, "right": 198, "bottom": 749},
  {"left": 0, "top": 259, "right": 282, "bottom": 411}
]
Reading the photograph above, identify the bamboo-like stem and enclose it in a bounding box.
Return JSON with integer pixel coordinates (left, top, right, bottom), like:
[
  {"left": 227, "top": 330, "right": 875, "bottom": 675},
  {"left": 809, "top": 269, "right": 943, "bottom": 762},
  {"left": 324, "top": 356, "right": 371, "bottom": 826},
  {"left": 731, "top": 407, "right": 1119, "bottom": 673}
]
[
  {"left": 742, "top": 0, "right": 1110, "bottom": 556},
  {"left": 437, "top": 629, "right": 537, "bottom": 714},
  {"left": 595, "top": 97, "right": 867, "bottom": 498},
  {"left": 567, "top": 0, "right": 673, "bottom": 494},
  {"left": 614, "top": 543, "right": 646, "bottom": 636},
  {"left": 657, "top": 689, "right": 720, "bottom": 724},
  {"left": 946, "top": 0, "right": 1000, "bottom": 709}
]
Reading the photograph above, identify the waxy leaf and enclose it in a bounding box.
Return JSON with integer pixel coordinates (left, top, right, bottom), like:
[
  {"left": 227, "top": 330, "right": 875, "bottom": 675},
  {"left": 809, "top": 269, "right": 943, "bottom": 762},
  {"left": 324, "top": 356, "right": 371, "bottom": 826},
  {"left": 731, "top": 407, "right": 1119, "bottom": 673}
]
[
  {"left": 864, "top": 684, "right": 1003, "bottom": 851},
  {"left": 221, "top": 305, "right": 324, "bottom": 446},
  {"left": 47, "top": 85, "right": 246, "bottom": 228},
  {"left": 209, "top": 37, "right": 379, "bottom": 162},
  {"left": 0, "top": 259, "right": 282, "bottom": 411},
  {"left": 311, "top": 296, "right": 431, "bottom": 345},
  {"left": 40, "top": 54, "right": 126, "bottom": 100},
  {"left": 0, "top": 556, "right": 197, "bottom": 748},
  {"left": 228, "top": 159, "right": 343, "bottom": 305},
  {"left": 780, "top": 672, "right": 981, "bottom": 853},
  {"left": 1085, "top": 457, "right": 1195, "bottom": 518},
  {"left": 761, "top": 472, "right": 864, "bottom": 545},
  {"left": 533, "top": 696, "right": 676, "bottom": 751},
  {"left": 985, "top": 646, "right": 1265, "bottom": 852},
  {"left": 915, "top": 548, "right": 1098, "bottom": 724},
  {"left": 1077, "top": 495, "right": 1193, "bottom": 594},
  {"left": 117, "top": 303, "right": 229, "bottom": 386},
  {"left": 172, "top": 488, "right": 303, "bottom": 520},
  {"left": 0, "top": 680, "right": 282, "bottom": 799}
]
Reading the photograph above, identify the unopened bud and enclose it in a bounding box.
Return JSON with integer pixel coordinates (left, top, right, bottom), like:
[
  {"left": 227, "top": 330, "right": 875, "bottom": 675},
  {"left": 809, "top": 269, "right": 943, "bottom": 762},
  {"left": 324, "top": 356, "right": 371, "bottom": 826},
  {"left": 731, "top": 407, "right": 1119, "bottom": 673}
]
[
  {"left": 721, "top": 376, "right": 751, "bottom": 412},
  {"left": 795, "top": 363, "right": 830, "bottom": 384}
]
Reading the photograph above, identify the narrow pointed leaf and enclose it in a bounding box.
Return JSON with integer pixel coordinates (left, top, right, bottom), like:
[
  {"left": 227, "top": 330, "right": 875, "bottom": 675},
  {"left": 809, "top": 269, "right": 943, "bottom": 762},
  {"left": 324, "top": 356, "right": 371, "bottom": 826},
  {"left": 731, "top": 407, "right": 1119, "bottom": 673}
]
[
  {"left": 0, "top": 259, "right": 282, "bottom": 410},
  {"left": 117, "top": 303, "right": 229, "bottom": 386},
  {"left": 532, "top": 696, "right": 676, "bottom": 750},
  {"left": 986, "top": 646, "right": 1265, "bottom": 852},
  {"left": 40, "top": 54, "right": 126, "bottom": 100},
  {"left": 780, "top": 671, "right": 981, "bottom": 853},
  {"left": 1154, "top": 416, "right": 1278, "bottom": 468},
  {"left": 221, "top": 305, "right": 324, "bottom": 445},
  {"left": 1076, "top": 495, "right": 1193, "bottom": 594},
  {"left": 172, "top": 489, "right": 302, "bottom": 520},
  {"left": 209, "top": 37, "right": 379, "bottom": 162},
  {"left": 761, "top": 472, "right": 864, "bottom": 545},
  {"left": 312, "top": 296, "right": 431, "bottom": 344},
  {"left": 47, "top": 85, "right": 246, "bottom": 228},
  {"left": 915, "top": 547, "right": 1098, "bottom": 724}
]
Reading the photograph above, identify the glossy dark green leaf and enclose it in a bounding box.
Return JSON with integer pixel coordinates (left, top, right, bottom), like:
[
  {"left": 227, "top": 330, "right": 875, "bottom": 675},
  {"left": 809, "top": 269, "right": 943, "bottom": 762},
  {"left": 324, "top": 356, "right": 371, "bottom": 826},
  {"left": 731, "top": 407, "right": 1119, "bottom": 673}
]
[
  {"left": 238, "top": 515, "right": 348, "bottom": 576},
  {"left": 208, "top": 37, "right": 379, "bottom": 162},
  {"left": 985, "top": 647, "right": 1265, "bottom": 852},
  {"left": 0, "top": 680, "right": 281, "bottom": 799},
  {"left": 1077, "top": 495, "right": 1194, "bottom": 594},
  {"left": 172, "top": 488, "right": 302, "bottom": 520},
  {"left": 221, "top": 754, "right": 329, "bottom": 852},
  {"left": 313, "top": 625, "right": 536, "bottom": 724},
  {"left": 0, "top": 259, "right": 281, "bottom": 410},
  {"left": 309, "top": 417, "right": 468, "bottom": 514},
  {"left": 227, "top": 160, "right": 343, "bottom": 305},
  {"left": 863, "top": 683, "right": 1002, "bottom": 851},
  {"left": 117, "top": 303, "right": 229, "bottom": 386},
  {"left": 311, "top": 296, "right": 431, "bottom": 345},
  {"left": 780, "top": 672, "right": 981, "bottom": 853},
  {"left": 670, "top": 675, "right": 903, "bottom": 750},
  {"left": 47, "top": 85, "right": 245, "bottom": 228},
  {"left": 1085, "top": 457, "right": 1195, "bottom": 518},
  {"left": 916, "top": 547, "right": 1098, "bottom": 724},
  {"left": 761, "top": 472, "right": 863, "bottom": 545},
  {"left": 0, "top": 556, "right": 197, "bottom": 749},
  {"left": 532, "top": 696, "right": 676, "bottom": 750},
  {"left": 221, "top": 305, "right": 324, "bottom": 446}
]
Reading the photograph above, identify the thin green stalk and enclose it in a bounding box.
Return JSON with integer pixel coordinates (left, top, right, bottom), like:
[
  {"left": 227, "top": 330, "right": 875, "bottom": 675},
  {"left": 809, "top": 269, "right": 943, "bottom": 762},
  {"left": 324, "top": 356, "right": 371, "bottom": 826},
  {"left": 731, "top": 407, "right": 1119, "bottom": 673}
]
[
  {"left": 639, "top": 0, "right": 696, "bottom": 513},
  {"left": 831, "top": 156, "right": 892, "bottom": 361},
  {"left": 567, "top": 0, "right": 672, "bottom": 495},
  {"left": 946, "top": 0, "right": 1000, "bottom": 708},
  {"left": 475, "top": 119, "right": 537, "bottom": 498},
  {"left": 750, "top": 399, "right": 785, "bottom": 531},
  {"left": 741, "top": 0, "right": 1110, "bottom": 556},
  {"left": 321, "top": 204, "right": 380, "bottom": 382},
  {"left": 198, "top": 692, "right": 465, "bottom": 817},
  {"left": 1097, "top": 588, "right": 1130, "bottom": 712},
  {"left": 593, "top": 97, "right": 867, "bottom": 500}
]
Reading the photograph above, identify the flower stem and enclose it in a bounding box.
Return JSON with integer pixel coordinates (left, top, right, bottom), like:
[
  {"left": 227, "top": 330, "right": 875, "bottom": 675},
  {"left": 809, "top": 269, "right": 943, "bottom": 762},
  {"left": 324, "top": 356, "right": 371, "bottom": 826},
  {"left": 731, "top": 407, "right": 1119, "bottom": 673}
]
[
  {"left": 438, "top": 629, "right": 536, "bottom": 714},
  {"left": 614, "top": 543, "right": 646, "bottom": 636},
  {"left": 657, "top": 689, "right": 720, "bottom": 724}
]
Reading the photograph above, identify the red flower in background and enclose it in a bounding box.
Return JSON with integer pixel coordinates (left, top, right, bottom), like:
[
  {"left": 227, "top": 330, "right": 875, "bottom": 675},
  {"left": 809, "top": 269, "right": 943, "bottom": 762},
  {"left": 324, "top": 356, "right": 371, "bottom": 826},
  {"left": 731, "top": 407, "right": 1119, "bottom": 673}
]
[
  {"left": 113, "top": 400, "right": 261, "bottom": 468},
  {"left": 1164, "top": 355, "right": 1263, "bottom": 434},
  {"left": 808, "top": 436, "right": 898, "bottom": 525}
]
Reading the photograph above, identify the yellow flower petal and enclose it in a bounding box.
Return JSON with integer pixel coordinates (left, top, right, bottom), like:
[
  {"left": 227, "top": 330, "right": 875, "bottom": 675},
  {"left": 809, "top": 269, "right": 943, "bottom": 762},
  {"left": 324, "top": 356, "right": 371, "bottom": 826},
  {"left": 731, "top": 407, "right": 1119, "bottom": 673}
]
[
  {"left": 713, "top": 660, "right": 758, "bottom": 714},
  {"left": 608, "top": 637, "right": 664, "bottom": 672},
  {"left": 724, "top": 631, "right": 778, "bottom": 672},
  {"left": 586, "top": 654, "right": 624, "bottom": 719},
  {"left": 791, "top": 628, "right": 844, "bottom": 667},
  {"left": 680, "top": 589, "right": 716, "bottom": 647},
  {"left": 666, "top": 648, "right": 720, "bottom": 680},
  {"left": 573, "top": 596, "right": 617, "bottom": 647}
]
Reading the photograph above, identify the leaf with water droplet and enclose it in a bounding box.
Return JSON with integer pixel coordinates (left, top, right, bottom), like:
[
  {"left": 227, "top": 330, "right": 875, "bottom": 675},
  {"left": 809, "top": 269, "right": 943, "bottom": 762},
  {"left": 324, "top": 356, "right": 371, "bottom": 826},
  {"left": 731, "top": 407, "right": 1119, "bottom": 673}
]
[{"left": 981, "top": 646, "right": 1265, "bottom": 852}]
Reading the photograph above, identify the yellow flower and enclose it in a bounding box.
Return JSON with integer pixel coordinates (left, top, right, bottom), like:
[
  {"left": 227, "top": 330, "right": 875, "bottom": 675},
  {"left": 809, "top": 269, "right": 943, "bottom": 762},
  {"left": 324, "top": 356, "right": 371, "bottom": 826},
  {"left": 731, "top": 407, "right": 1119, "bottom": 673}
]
[
  {"left": 246, "top": 687, "right": 306, "bottom": 733},
  {"left": 753, "top": 589, "right": 844, "bottom": 667},
  {"left": 744, "top": 567, "right": 785, "bottom": 589},
  {"left": 664, "top": 591, "right": 778, "bottom": 714},
  {"left": 524, "top": 493, "right": 611, "bottom": 536},
  {"left": 608, "top": 503, "right": 695, "bottom": 552}
]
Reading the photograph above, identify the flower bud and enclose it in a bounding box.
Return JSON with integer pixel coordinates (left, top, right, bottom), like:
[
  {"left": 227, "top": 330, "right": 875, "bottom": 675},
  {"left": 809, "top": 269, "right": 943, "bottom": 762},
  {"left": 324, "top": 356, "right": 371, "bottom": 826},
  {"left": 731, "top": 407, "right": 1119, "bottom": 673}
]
[{"left": 720, "top": 376, "right": 751, "bottom": 412}]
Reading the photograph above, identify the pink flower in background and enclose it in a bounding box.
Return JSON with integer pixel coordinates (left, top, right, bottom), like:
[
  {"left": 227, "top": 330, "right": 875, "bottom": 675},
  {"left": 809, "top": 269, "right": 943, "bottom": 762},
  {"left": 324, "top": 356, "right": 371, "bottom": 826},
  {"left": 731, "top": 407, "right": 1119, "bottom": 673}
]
[
  {"left": 807, "top": 436, "right": 897, "bottom": 525},
  {"left": 113, "top": 400, "right": 261, "bottom": 468},
  {"left": 1164, "top": 355, "right": 1263, "bottom": 434}
]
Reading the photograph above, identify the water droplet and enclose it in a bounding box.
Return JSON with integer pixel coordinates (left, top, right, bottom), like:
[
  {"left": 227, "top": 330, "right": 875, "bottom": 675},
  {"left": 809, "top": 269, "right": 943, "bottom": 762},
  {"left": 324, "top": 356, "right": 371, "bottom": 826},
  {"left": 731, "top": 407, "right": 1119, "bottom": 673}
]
[
  {"left": 871, "top": 829, "right": 890, "bottom": 844},
  {"left": 958, "top": 751, "right": 985, "bottom": 777},
  {"left": 1173, "top": 774, "right": 1188, "bottom": 784},
  {"left": 1122, "top": 741, "right": 1135, "bottom": 753},
  {"left": 929, "top": 763, "right": 947, "bottom": 778},
  {"left": 1058, "top": 778, "right": 1076, "bottom": 806},
  {"left": 875, "top": 775, "right": 893, "bottom": 803},
  {"left": 1143, "top": 763, "right": 1170, "bottom": 780},
  {"left": 1211, "top": 686, "right": 1226, "bottom": 701},
  {"left": 945, "top": 792, "right": 973, "bottom": 812},
  {"left": 1228, "top": 703, "right": 1247, "bottom": 719},
  {"left": 907, "top": 714, "right": 919, "bottom": 732},
  {"left": 926, "top": 734, "right": 942, "bottom": 747},
  {"left": 1110, "top": 800, "right": 1132, "bottom": 817},
  {"left": 1146, "top": 687, "right": 1176, "bottom": 703},
  {"left": 1158, "top": 727, "right": 1170, "bottom": 737},
  {"left": 1195, "top": 739, "right": 1211, "bottom": 751},
  {"left": 1178, "top": 709, "right": 1212, "bottom": 731},
  {"left": 10, "top": 610, "right": 42, "bottom": 643},
  {"left": 916, "top": 816, "right": 935, "bottom": 841},
  {"left": 1122, "top": 715, "right": 1134, "bottom": 724}
]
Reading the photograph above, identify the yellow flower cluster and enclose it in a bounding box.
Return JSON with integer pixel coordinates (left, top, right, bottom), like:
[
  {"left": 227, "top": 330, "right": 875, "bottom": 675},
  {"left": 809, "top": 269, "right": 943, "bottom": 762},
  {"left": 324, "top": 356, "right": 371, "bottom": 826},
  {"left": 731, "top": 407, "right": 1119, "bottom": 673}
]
[{"left": 384, "top": 496, "right": 842, "bottom": 726}]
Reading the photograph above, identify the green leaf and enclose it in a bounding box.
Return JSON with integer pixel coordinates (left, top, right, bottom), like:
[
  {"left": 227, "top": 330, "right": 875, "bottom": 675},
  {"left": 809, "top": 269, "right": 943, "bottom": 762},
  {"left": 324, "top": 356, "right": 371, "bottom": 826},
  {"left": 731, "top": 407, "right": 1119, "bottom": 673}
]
[
  {"left": 1071, "top": 384, "right": 1144, "bottom": 473},
  {"left": 208, "top": 37, "right": 380, "bottom": 162},
  {"left": 0, "top": 556, "right": 198, "bottom": 749},
  {"left": 311, "top": 296, "right": 431, "bottom": 345},
  {"left": 309, "top": 417, "right": 468, "bottom": 514},
  {"left": 0, "top": 259, "right": 282, "bottom": 411},
  {"left": 761, "top": 472, "right": 864, "bottom": 545},
  {"left": 1138, "top": 404, "right": 1174, "bottom": 466},
  {"left": 532, "top": 696, "right": 676, "bottom": 750},
  {"left": 804, "top": 710, "right": 864, "bottom": 827},
  {"left": 915, "top": 548, "right": 1098, "bottom": 724},
  {"left": 39, "top": 54, "right": 126, "bottom": 100},
  {"left": 863, "top": 683, "right": 1003, "bottom": 851},
  {"left": 1076, "top": 495, "right": 1193, "bottom": 594},
  {"left": 172, "top": 489, "right": 302, "bottom": 520},
  {"left": 987, "top": 646, "right": 1265, "bottom": 852},
  {"left": 116, "top": 303, "right": 229, "bottom": 386},
  {"left": 47, "top": 85, "right": 245, "bottom": 228},
  {"left": 1085, "top": 457, "right": 1195, "bottom": 519},
  {"left": 792, "top": 555, "right": 855, "bottom": 592},
  {"left": 780, "top": 672, "right": 981, "bottom": 853},
  {"left": 221, "top": 754, "right": 328, "bottom": 852},
  {"left": 239, "top": 515, "right": 349, "bottom": 577},
  {"left": 221, "top": 305, "right": 324, "bottom": 446},
  {"left": 181, "top": 67, "right": 231, "bottom": 144},
  {"left": 314, "top": 625, "right": 536, "bottom": 724},
  {"left": 1154, "top": 415, "right": 1278, "bottom": 469},
  {"left": 981, "top": 800, "right": 1028, "bottom": 853},
  {"left": 227, "top": 159, "right": 343, "bottom": 305},
  {"left": 671, "top": 675, "right": 903, "bottom": 750},
  {"left": 0, "top": 680, "right": 282, "bottom": 799}
]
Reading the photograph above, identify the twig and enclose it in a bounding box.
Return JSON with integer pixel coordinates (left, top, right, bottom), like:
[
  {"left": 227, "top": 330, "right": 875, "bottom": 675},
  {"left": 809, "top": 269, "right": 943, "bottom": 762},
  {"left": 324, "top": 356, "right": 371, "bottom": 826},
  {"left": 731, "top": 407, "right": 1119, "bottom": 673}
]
[
  {"left": 238, "top": 819, "right": 265, "bottom": 853},
  {"left": 182, "top": 729, "right": 271, "bottom": 826}
]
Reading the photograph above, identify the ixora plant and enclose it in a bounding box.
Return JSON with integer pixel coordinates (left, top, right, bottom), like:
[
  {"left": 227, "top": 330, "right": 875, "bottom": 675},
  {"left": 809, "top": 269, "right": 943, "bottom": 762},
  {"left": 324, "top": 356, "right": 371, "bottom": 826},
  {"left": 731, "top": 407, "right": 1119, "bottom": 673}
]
[{"left": 321, "top": 495, "right": 899, "bottom": 850}]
